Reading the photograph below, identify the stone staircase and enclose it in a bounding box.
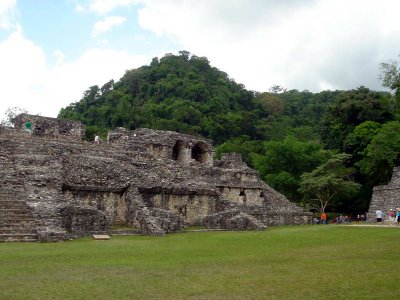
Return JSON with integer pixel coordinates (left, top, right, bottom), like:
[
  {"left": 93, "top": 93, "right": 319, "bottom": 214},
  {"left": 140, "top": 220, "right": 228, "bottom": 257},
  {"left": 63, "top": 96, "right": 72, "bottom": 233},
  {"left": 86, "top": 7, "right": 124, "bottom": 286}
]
[
  {"left": 0, "top": 147, "right": 38, "bottom": 242},
  {"left": 0, "top": 196, "right": 38, "bottom": 242}
]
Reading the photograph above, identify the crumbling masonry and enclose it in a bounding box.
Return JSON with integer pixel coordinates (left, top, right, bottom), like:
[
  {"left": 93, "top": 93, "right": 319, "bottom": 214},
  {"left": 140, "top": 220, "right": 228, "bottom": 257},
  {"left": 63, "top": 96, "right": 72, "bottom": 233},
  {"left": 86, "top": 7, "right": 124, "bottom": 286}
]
[
  {"left": 367, "top": 166, "right": 400, "bottom": 222},
  {"left": 0, "top": 114, "right": 311, "bottom": 242}
]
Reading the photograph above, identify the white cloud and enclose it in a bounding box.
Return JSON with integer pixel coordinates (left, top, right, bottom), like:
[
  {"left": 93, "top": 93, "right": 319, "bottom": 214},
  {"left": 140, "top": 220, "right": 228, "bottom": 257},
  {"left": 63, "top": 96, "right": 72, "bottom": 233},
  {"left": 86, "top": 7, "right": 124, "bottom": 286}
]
[
  {"left": 3, "top": 0, "right": 400, "bottom": 121},
  {"left": 134, "top": 0, "right": 400, "bottom": 92},
  {"left": 0, "top": 0, "right": 17, "bottom": 29},
  {"left": 75, "top": 4, "right": 85, "bottom": 12},
  {"left": 0, "top": 29, "right": 148, "bottom": 118},
  {"left": 91, "top": 15, "right": 127, "bottom": 37},
  {"left": 89, "top": 0, "right": 139, "bottom": 15},
  {"left": 53, "top": 50, "right": 65, "bottom": 65}
]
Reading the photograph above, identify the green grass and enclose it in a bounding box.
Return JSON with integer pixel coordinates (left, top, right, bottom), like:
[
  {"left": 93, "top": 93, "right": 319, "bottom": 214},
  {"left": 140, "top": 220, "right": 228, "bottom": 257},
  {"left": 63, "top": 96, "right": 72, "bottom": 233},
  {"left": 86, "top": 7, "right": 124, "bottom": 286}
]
[{"left": 1, "top": 225, "right": 400, "bottom": 299}]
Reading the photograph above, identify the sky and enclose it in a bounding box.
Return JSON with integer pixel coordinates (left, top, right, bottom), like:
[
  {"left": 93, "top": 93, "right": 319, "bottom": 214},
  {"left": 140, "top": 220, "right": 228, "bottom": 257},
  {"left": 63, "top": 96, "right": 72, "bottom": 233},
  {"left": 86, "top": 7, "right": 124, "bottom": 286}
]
[{"left": 1, "top": 0, "right": 400, "bottom": 119}]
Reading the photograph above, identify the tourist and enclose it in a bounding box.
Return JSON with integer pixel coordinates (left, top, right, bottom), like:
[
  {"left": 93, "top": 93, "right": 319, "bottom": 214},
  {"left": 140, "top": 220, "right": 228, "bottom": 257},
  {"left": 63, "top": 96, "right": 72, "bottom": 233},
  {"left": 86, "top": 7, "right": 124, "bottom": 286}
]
[
  {"left": 320, "top": 212, "right": 327, "bottom": 224},
  {"left": 375, "top": 209, "right": 384, "bottom": 223},
  {"left": 336, "top": 214, "right": 344, "bottom": 224},
  {"left": 339, "top": 214, "right": 344, "bottom": 224},
  {"left": 25, "top": 120, "right": 32, "bottom": 134},
  {"left": 94, "top": 135, "right": 100, "bottom": 144},
  {"left": 396, "top": 208, "right": 400, "bottom": 225},
  {"left": 388, "top": 209, "right": 395, "bottom": 222}
]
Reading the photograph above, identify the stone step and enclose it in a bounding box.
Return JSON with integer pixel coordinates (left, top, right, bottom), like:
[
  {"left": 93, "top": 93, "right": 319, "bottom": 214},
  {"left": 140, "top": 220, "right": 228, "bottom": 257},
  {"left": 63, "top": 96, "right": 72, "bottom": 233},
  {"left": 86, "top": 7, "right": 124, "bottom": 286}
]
[
  {"left": 0, "top": 199, "right": 27, "bottom": 206},
  {"left": 110, "top": 229, "right": 141, "bottom": 235},
  {"left": 0, "top": 198, "right": 28, "bottom": 202},
  {"left": 0, "top": 230, "right": 37, "bottom": 236},
  {"left": 0, "top": 181, "right": 23, "bottom": 186},
  {"left": 0, "top": 233, "right": 38, "bottom": 242},
  {"left": 0, "top": 222, "right": 36, "bottom": 228},
  {"left": 0, "top": 183, "right": 25, "bottom": 188},
  {"left": 0, "top": 189, "right": 26, "bottom": 194},
  {"left": 0, "top": 218, "right": 36, "bottom": 224},
  {"left": 0, "top": 201, "right": 31, "bottom": 213},
  {"left": 0, "top": 207, "right": 31, "bottom": 212},
  {"left": 0, "top": 225, "right": 37, "bottom": 231},
  {"left": 11, "top": 141, "right": 132, "bottom": 157},
  {"left": 0, "top": 209, "right": 34, "bottom": 215},
  {"left": 0, "top": 226, "right": 36, "bottom": 232},
  {"left": 0, "top": 216, "right": 35, "bottom": 222},
  {"left": 0, "top": 215, "right": 36, "bottom": 221}
]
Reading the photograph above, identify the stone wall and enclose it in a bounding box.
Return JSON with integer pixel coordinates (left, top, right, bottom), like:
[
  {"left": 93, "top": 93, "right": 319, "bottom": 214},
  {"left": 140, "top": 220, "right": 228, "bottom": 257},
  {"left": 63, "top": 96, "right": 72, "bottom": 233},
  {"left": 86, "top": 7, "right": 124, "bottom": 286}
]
[
  {"left": 63, "top": 190, "right": 125, "bottom": 225},
  {"left": 367, "top": 166, "right": 400, "bottom": 222},
  {"left": 140, "top": 188, "right": 219, "bottom": 225},
  {"left": 14, "top": 114, "right": 84, "bottom": 141},
  {"left": 107, "top": 127, "right": 215, "bottom": 166},
  {"left": 219, "top": 187, "right": 265, "bottom": 206},
  {"left": 1, "top": 115, "right": 311, "bottom": 241}
]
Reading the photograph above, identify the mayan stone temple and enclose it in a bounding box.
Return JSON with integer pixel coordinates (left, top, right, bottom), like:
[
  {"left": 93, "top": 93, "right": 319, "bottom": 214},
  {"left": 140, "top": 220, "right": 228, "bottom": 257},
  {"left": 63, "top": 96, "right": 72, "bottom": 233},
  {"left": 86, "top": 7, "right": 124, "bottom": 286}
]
[
  {"left": 0, "top": 114, "right": 311, "bottom": 242},
  {"left": 367, "top": 166, "right": 400, "bottom": 222}
]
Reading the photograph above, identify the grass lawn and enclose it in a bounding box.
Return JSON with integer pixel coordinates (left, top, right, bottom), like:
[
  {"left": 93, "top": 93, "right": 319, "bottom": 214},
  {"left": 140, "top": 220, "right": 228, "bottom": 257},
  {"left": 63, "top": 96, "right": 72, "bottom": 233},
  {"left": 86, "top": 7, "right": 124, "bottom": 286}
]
[{"left": 1, "top": 225, "right": 400, "bottom": 299}]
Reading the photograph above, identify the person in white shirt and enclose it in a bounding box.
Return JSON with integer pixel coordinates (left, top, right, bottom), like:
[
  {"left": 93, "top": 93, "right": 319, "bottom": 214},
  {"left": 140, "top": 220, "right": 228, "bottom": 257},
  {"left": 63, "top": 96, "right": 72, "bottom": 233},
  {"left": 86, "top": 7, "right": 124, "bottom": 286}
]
[{"left": 375, "top": 209, "right": 384, "bottom": 223}]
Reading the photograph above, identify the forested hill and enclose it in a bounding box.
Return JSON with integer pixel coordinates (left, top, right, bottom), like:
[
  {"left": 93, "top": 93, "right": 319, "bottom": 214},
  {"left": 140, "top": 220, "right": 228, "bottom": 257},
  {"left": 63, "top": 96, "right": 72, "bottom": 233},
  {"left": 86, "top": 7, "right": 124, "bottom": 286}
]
[
  {"left": 58, "top": 51, "right": 400, "bottom": 213},
  {"left": 59, "top": 51, "right": 257, "bottom": 145}
]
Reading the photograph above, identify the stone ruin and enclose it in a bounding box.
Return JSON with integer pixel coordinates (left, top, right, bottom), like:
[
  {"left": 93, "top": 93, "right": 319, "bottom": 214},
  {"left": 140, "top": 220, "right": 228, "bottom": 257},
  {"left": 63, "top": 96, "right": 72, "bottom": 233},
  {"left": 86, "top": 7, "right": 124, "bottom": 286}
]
[
  {"left": 0, "top": 114, "right": 312, "bottom": 242},
  {"left": 367, "top": 166, "right": 400, "bottom": 222}
]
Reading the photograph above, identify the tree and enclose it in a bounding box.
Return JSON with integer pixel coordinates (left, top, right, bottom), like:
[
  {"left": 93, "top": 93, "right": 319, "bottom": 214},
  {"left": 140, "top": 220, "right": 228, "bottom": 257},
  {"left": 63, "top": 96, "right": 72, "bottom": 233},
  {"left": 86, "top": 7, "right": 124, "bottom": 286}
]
[
  {"left": 58, "top": 52, "right": 261, "bottom": 144},
  {"left": 321, "top": 87, "right": 393, "bottom": 150},
  {"left": 215, "top": 136, "right": 263, "bottom": 167},
  {"left": 255, "top": 93, "right": 284, "bottom": 117},
  {"left": 251, "top": 136, "right": 330, "bottom": 201},
  {"left": 299, "top": 153, "right": 360, "bottom": 213},
  {"left": 1, "top": 107, "right": 28, "bottom": 127},
  {"left": 379, "top": 55, "right": 400, "bottom": 117},
  {"left": 268, "top": 85, "right": 287, "bottom": 94},
  {"left": 379, "top": 55, "right": 400, "bottom": 92},
  {"left": 358, "top": 121, "right": 400, "bottom": 185},
  {"left": 344, "top": 121, "right": 382, "bottom": 161}
]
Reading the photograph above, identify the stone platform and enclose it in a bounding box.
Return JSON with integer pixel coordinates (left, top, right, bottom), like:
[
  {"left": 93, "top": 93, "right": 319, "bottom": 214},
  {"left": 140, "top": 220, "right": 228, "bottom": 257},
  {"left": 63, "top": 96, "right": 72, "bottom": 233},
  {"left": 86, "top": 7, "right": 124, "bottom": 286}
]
[{"left": 0, "top": 114, "right": 311, "bottom": 241}]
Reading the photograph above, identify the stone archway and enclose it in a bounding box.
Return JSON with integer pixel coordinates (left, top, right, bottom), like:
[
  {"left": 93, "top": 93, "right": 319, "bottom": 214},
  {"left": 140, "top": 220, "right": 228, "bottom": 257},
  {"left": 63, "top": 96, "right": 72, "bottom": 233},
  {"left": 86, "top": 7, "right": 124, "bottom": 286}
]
[
  {"left": 172, "top": 140, "right": 186, "bottom": 162},
  {"left": 191, "top": 142, "right": 208, "bottom": 163}
]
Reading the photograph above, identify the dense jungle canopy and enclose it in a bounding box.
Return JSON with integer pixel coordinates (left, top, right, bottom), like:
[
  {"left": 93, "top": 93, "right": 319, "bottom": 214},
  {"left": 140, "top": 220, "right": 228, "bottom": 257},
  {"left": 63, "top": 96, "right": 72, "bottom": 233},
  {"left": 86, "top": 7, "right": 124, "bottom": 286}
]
[{"left": 58, "top": 51, "right": 400, "bottom": 213}]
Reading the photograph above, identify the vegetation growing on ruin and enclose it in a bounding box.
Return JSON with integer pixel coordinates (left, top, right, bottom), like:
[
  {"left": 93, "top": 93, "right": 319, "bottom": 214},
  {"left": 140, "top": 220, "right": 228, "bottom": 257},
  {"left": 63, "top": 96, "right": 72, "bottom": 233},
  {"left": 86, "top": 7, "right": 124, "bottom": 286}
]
[
  {"left": 1, "top": 227, "right": 400, "bottom": 299},
  {"left": 58, "top": 51, "right": 400, "bottom": 213}
]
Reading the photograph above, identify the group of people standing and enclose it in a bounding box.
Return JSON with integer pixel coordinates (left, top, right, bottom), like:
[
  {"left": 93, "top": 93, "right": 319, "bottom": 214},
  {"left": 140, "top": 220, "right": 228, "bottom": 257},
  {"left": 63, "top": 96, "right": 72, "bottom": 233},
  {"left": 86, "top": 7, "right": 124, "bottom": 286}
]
[
  {"left": 313, "top": 210, "right": 400, "bottom": 224},
  {"left": 375, "top": 208, "right": 400, "bottom": 224}
]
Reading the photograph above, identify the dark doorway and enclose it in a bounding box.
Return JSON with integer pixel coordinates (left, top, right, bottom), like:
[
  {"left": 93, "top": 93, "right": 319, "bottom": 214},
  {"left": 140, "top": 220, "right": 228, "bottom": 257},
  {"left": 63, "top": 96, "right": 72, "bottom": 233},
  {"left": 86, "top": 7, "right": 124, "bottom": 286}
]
[
  {"left": 191, "top": 142, "right": 208, "bottom": 163},
  {"left": 172, "top": 140, "right": 185, "bottom": 162}
]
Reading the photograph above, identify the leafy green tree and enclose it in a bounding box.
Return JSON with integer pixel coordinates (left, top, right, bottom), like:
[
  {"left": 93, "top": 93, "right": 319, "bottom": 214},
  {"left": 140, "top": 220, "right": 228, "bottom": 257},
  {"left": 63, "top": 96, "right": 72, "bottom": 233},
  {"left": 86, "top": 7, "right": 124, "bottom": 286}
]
[
  {"left": 379, "top": 55, "right": 400, "bottom": 118},
  {"left": 251, "top": 136, "right": 330, "bottom": 201},
  {"left": 59, "top": 52, "right": 261, "bottom": 143},
  {"left": 358, "top": 121, "right": 400, "bottom": 185},
  {"left": 321, "top": 87, "right": 393, "bottom": 150},
  {"left": 215, "top": 136, "right": 263, "bottom": 167},
  {"left": 1, "top": 107, "right": 28, "bottom": 127},
  {"left": 379, "top": 55, "right": 400, "bottom": 93},
  {"left": 299, "top": 153, "right": 360, "bottom": 213},
  {"left": 344, "top": 121, "right": 382, "bottom": 161},
  {"left": 255, "top": 93, "right": 284, "bottom": 118}
]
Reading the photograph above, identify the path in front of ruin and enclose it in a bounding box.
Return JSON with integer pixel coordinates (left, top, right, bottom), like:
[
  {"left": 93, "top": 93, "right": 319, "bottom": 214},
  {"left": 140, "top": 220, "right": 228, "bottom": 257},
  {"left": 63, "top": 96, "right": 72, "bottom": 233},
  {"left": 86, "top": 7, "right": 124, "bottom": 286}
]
[{"left": 336, "top": 223, "right": 400, "bottom": 227}]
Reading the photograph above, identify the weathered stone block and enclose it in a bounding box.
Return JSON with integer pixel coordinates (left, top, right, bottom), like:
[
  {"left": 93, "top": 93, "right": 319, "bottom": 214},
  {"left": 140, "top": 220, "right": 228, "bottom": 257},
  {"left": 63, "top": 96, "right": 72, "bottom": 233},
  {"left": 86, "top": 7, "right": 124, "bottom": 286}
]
[{"left": 1, "top": 115, "right": 311, "bottom": 242}]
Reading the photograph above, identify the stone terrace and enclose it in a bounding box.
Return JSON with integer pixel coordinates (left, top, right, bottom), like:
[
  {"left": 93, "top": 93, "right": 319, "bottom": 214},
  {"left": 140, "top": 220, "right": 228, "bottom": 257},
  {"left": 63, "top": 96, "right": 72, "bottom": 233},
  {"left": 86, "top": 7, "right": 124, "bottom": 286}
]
[
  {"left": 0, "top": 115, "right": 311, "bottom": 241},
  {"left": 368, "top": 166, "right": 400, "bottom": 222}
]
